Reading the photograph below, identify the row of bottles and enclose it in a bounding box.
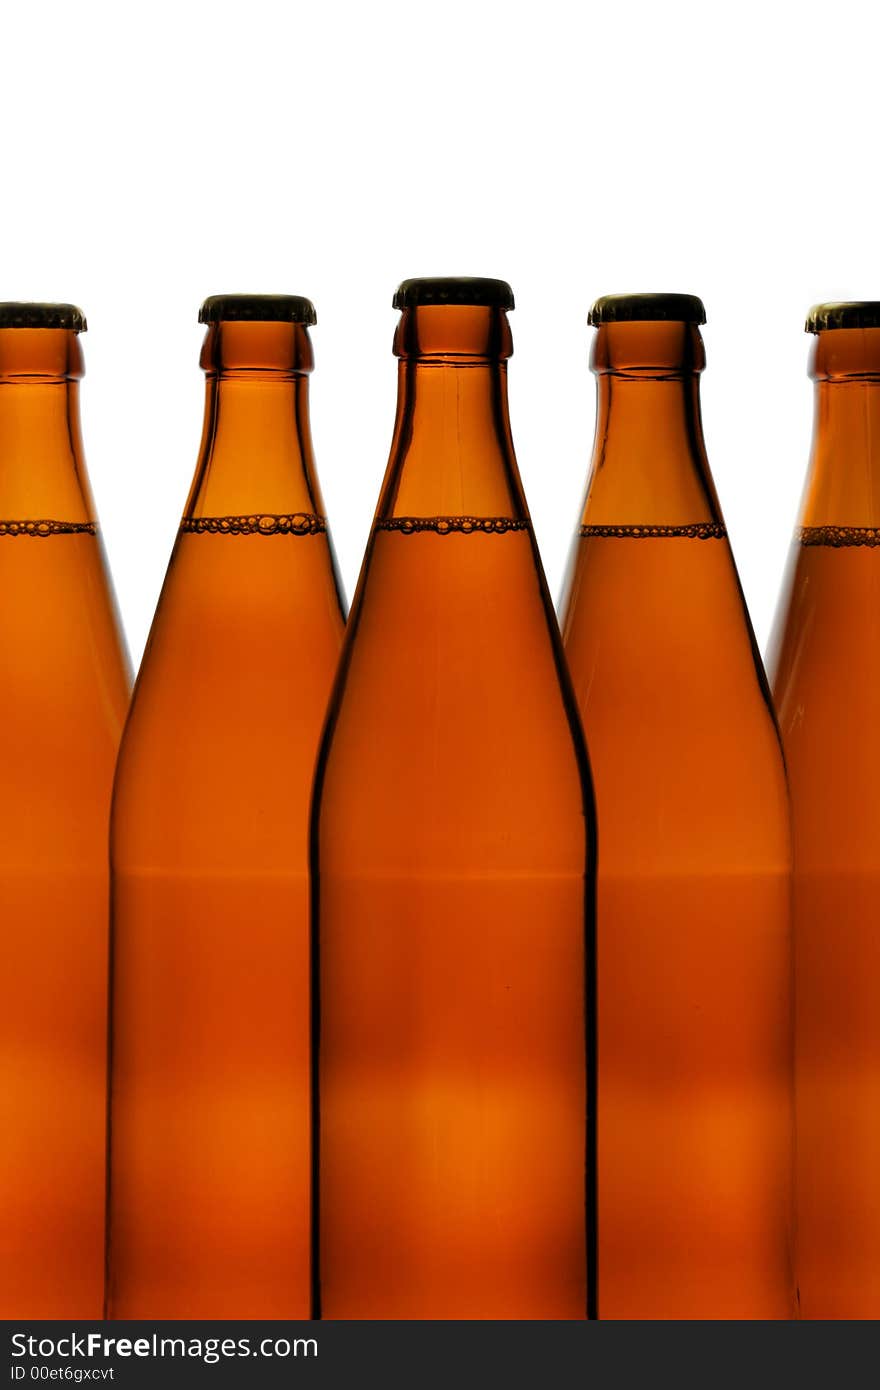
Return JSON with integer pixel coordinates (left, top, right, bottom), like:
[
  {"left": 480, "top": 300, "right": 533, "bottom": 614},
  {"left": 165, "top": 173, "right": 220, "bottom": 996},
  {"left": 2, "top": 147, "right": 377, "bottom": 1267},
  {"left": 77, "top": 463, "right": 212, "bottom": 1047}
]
[{"left": 0, "top": 287, "right": 876, "bottom": 1320}]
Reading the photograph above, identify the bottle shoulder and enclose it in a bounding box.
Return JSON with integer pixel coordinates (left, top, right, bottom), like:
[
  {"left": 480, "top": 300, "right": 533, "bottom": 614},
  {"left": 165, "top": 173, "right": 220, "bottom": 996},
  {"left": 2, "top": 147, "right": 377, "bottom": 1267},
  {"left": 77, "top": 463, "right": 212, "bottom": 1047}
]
[
  {"left": 0, "top": 531, "right": 128, "bottom": 865},
  {"left": 314, "top": 526, "right": 593, "bottom": 874},
  {"left": 562, "top": 530, "right": 789, "bottom": 873},
  {"left": 112, "top": 528, "right": 344, "bottom": 867},
  {"left": 770, "top": 538, "right": 880, "bottom": 868}
]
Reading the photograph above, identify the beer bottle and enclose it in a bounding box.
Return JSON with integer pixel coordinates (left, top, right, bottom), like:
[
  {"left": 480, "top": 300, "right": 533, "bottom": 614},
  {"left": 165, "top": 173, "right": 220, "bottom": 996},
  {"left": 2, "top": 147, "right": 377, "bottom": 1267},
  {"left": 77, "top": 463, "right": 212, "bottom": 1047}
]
[
  {"left": 313, "top": 277, "right": 595, "bottom": 1320},
  {"left": 0, "top": 304, "right": 131, "bottom": 1316},
  {"left": 560, "top": 294, "right": 795, "bottom": 1319},
  {"left": 767, "top": 301, "right": 880, "bottom": 1319},
  {"left": 106, "top": 295, "right": 345, "bottom": 1318}
]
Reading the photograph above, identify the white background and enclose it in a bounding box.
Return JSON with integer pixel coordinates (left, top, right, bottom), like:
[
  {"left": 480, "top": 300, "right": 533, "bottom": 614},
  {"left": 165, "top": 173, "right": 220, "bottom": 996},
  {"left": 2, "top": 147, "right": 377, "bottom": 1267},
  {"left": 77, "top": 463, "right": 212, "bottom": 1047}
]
[{"left": 2, "top": 1, "right": 876, "bottom": 663}]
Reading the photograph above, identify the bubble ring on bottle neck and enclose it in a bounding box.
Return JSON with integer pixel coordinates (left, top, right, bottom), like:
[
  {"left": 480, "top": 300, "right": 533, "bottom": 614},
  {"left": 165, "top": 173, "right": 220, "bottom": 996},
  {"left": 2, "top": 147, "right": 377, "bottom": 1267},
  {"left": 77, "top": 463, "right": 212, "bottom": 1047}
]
[
  {"left": 798, "top": 525, "right": 880, "bottom": 548},
  {"left": 0, "top": 519, "right": 97, "bottom": 538},
  {"left": 375, "top": 516, "right": 527, "bottom": 536},
  {"left": 579, "top": 523, "right": 726, "bottom": 540},
  {"left": 181, "top": 513, "right": 327, "bottom": 537}
]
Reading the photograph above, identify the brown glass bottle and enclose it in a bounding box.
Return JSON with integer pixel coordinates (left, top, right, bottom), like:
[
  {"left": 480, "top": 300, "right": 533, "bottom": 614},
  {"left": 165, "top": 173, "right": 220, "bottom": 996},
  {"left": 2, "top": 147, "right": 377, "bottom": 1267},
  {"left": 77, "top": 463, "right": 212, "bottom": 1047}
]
[
  {"left": 313, "top": 278, "right": 595, "bottom": 1320},
  {"left": 767, "top": 302, "right": 880, "bottom": 1320},
  {"left": 0, "top": 304, "right": 131, "bottom": 1317},
  {"left": 106, "top": 295, "right": 345, "bottom": 1319},
  {"left": 561, "top": 294, "right": 795, "bottom": 1320}
]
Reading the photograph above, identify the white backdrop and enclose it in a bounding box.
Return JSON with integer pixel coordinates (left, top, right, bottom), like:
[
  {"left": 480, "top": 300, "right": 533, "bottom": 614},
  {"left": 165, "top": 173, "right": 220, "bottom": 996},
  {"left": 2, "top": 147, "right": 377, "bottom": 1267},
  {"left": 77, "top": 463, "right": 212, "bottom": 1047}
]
[{"left": 2, "top": 1, "right": 876, "bottom": 663}]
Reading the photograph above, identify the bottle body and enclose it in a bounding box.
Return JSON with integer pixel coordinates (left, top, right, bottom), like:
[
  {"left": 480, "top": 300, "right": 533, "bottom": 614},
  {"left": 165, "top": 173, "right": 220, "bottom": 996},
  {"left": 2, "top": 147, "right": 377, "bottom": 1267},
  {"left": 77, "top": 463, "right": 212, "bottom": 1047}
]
[
  {"left": 561, "top": 308, "right": 794, "bottom": 1319},
  {"left": 767, "top": 314, "right": 880, "bottom": 1319},
  {"left": 106, "top": 308, "right": 345, "bottom": 1318},
  {"left": 314, "top": 291, "right": 595, "bottom": 1319},
  {"left": 0, "top": 316, "right": 131, "bottom": 1316}
]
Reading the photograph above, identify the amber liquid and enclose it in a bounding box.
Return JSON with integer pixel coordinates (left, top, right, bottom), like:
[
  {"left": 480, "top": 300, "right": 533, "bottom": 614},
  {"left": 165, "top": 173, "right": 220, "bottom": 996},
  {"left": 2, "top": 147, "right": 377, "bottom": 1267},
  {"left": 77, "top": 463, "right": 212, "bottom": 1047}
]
[
  {"left": 316, "top": 525, "right": 591, "bottom": 1320},
  {"left": 769, "top": 530, "right": 880, "bottom": 1318},
  {"left": 0, "top": 530, "right": 129, "bottom": 1317},
  {"left": 563, "top": 532, "right": 794, "bottom": 1319},
  {"left": 108, "top": 522, "right": 343, "bottom": 1318}
]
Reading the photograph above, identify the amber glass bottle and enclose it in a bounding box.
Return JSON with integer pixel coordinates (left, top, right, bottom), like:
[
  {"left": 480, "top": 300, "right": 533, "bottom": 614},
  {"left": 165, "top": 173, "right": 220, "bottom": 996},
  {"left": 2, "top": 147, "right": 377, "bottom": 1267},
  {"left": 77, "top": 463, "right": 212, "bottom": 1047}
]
[
  {"left": 106, "top": 295, "right": 345, "bottom": 1319},
  {"left": 0, "top": 303, "right": 130, "bottom": 1317},
  {"left": 313, "top": 277, "right": 595, "bottom": 1320},
  {"left": 767, "top": 302, "right": 880, "bottom": 1320},
  {"left": 561, "top": 294, "right": 795, "bottom": 1320}
]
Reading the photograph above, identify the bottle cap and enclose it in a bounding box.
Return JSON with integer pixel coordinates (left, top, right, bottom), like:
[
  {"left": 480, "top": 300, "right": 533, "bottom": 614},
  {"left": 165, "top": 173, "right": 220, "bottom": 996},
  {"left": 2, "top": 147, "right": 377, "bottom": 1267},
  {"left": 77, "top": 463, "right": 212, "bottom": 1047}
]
[
  {"left": 588, "top": 293, "right": 706, "bottom": 326},
  {"left": 0, "top": 302, "right": 86, "bottom": 331},
  {"left": 393, "top": 277, "right": 515, "bottom": 310},
  {"left": 805, "top": 302, "right": 880, "bottom": 333},
  {"left": 199, "top": 294, "right": 317, "bottom": 326}
]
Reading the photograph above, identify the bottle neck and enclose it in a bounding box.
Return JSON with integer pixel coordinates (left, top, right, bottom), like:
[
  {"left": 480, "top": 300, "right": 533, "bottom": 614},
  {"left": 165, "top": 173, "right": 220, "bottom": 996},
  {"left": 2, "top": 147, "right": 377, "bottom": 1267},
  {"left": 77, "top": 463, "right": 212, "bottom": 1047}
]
[
  {"left": 185, "top": 321, "right": 326, "bottom": 528},
  {"left": 799, "top": 327, "right": 880, "bottom": 531},
  {"left": 377, "top": 305, "right": 526, "bottom": 526},
  {"left": 581, "top": 321, "right": 721, "bottom": 530},
  {"left": 0, "top": 328, "right": 95, "bottom": 526}
]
